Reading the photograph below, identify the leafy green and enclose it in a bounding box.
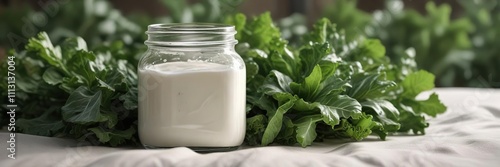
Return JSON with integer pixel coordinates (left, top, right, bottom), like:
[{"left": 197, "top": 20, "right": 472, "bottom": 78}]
[
  {"left": 245, "top": 114, "right": 267, "bottom": 146},
  {"left": 16, "top": 108, "right": 65, "bottom": 136},
  {"left": 0, "top": 11, "right": 447, "bottom": 147},
  {"left": 261, "top": 98, "right": 296, "bottom": 146},
  {"left": 317, "top": 95, "right": 362, "bottom": 126},
  {"left": 294, "top": 115, "right": 322, "bottom": 147},
  {"left": 88, "top": 126, "right": 136, "bottom": 146},
  {"left": 361, "top": 99, "right": 399, "bottom": 119},
  {"left": 401, "top": 70, "right": 435, "bottom": 98},
  {"left": 229, "top": 13, "right": 446, "bottom": 147},
  {"left": 61, "top": 87, "right": 103, "bottom": 123},
  {"left": 289, "top": 65, "right": 322, "bottom": 100},
  {"left": 1, "top": 31, "right": 138, "bottom": 146},
  {"left": 334, "top": 113, "right": 381, "bottom": 141},
  {"left": 403, "top": 93, "right": 447, "bottom": 117},
  {"left": 347, "top": 73, "right": 396, "bottom": 100},
  {"left": 42, "top": 67, "right": 64, "bottom": 85}
]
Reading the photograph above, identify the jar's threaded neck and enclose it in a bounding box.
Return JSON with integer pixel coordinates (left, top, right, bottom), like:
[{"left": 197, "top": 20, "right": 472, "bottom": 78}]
[{"left": 145, "top": 23, "right": 238, "bottom": 47}]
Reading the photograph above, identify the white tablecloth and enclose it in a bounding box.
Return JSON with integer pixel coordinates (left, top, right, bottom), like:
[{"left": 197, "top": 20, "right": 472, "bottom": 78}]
[{"left": 1, "top": 88, "right": 500, "bottom": 167}]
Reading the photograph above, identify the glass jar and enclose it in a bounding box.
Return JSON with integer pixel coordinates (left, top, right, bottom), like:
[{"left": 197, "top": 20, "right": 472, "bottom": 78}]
[{"left": 138, "top": 23, "right": 246, "bottom": 152}]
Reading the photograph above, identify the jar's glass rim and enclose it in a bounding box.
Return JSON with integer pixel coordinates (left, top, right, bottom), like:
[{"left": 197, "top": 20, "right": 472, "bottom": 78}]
[
  {"left": 147, "top": 23, "right": 236, "bottom": 34},
  {"left": 145, "top": 23, "right": 238, "bottom": 47}
]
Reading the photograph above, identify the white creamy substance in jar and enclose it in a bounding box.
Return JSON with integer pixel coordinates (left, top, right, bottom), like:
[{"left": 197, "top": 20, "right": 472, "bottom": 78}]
[{"left": 138, "top": 62, "right": 246, "bottom": 147}]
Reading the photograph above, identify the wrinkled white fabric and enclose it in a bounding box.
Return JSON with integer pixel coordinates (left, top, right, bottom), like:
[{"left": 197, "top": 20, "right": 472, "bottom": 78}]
[{"left": 1, "top": 88, "right": 500, "bottom": 167}]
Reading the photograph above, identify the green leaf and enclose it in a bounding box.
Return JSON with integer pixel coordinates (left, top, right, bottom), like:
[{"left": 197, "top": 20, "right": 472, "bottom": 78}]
[
  {"left": 376, "top": 115, "right": 401, "bottom": 132},
  {"left": 361, "top": 99, "right": 399, "bottom": 119},
  {"left": 88, "top": 126, "right": 135, "bottom": 146},
  {"left": 61, "top": 86, "right": 102, "bottom": 123},
  {"left": 317, "top": 95, "right": 362, "bottom": 126},
  {"left": 303, "top": 18, "right": 336, "bottom": 43},
  {"left": 272, "top": 92, "right": 296, "bottom": 105},
  {"left": 299, "top": 43, "right": 332, "bottom": 77},
  {"left": 96, "top": 68, "right": 126, "bottom": 92},
  {"left": 292, "top": 98, "right": 319, "bottom": 111},
  {"left": 66, "top": 50, "right": 97, "bottom": 87},
  {"left": 276, "top": 116, "right": 296, "bottom": 145},
  {"left": 247, "top": 94, "right": 277, "bottom": 113},
  {"left": 318, "top": 61, "right": 338, "bottom": 81},
  {"left": 245, "top": 60, "right": 259, "bottom": 82},
  {"left": 261, "top": 70, "right": 293, "bottom": 95},
  {"left": 404, "top": 93, "right": 447, "bottom": 117},
  {"left": 60, "top": 36, "right": 88, "bottom": 57},
  {"left": 119, "top": 87, "right": 138, "bottom": 110},
  {"left": 347, "top": 73, "right": 396, "bottom": 100},
  {"left": 294, "top": 114, "right": 322, "bottom": 147},
  {"left": 359, "top": 39, "right": 386, "bottom": 59},
  {"left": 261, "top": 98, "right": 296, "bottom": 146},
  {"left": 402, "top": 70, "right": 436, "bottom": 98},
  {"left": 245, "top": 114, "right": 267, "bottom": 146},
  {"left": 269, "top": 50, "right": 296, "bottom": 78},
  {"left": 16, "top": 119, "right": 64, "bottom": 136},
  {"left": 242, "top": 12, "right": 282, "bottom": 50},
  {"left": 26, "top": 32, "right": 67, "bottom": 73},
  {"left": 60, "top": 76, "right": 80, "bottom": 93},
  {"left": 290, "top": 65, "right": 322, "bottom": 100},
  {"left": 16, "top": 110, "right": 65, "bottom": 136},
  {"left": 315, "top": 77, "right": 350, "bottom": 100},
  {"left": 362, "top": 100, "right": 401, "bottom": 133},
  {"left": 42, "top": 67, "right": 63, "bottom": 85},
  {"left": 397, "top": 110, "right": 429, "bottom": 134},
  {"left": 100, "top": 111, "right": 118, "bottom": 128},
  {"left": 335, "top": 113, "right": 378, "bottom": 141}
]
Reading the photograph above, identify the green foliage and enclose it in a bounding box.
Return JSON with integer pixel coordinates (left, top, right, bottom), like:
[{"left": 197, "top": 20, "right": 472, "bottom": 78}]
[
  {"left": 1, "top": 32, "right": 139, "bottom": 146},
  {"left": 294, "top": 115, "right": 322, "bottom": 147},
  {"left": 0, "top": 1, "right": 450, "bottom": 147},
  {"left": 323, "top": 0, "right": 499, "bottom": 88},
  {"left": 230, "top": 13, "right": 446, "bottom": 147},
  {"left": 457, "top": 0, "right": 500, "bottom": 87}
]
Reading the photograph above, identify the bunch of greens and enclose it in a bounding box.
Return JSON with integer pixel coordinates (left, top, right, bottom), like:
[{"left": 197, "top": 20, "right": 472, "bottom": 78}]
[
  {"left": 458, "top": 0, "right": 500, "bottom": 87},
  {"left": 226, "top": 13, "right": 446, "bottom": 146},
  {"left": 0, "top": 32, "right": 139, "bottom": 146},
  {"left": 1, "top": 12, "right": 446, "bottom": 147}
]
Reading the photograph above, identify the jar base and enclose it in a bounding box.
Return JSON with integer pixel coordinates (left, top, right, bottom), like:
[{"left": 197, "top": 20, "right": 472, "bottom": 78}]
[{"left": 143, "top": 144, "right": 240, "bottom": 153}]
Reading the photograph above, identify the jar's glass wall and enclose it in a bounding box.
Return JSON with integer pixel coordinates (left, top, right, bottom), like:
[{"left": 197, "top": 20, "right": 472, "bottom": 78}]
[
  {"left": 138, "top": 47, "right": 244, "bottom": 71},
  {"left": 137, "top": 23, "right": 246, "bottom": 152}
]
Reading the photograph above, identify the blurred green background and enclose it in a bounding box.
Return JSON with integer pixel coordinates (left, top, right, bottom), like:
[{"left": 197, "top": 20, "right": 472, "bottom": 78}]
[{"left": 1, "top": 0, "right": 499, "bottom": 88}]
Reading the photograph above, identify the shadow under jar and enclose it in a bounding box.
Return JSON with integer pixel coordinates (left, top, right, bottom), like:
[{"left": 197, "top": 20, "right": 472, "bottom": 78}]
[{"left": 138, "top": 23, "right": 246, "bottom": 152}]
